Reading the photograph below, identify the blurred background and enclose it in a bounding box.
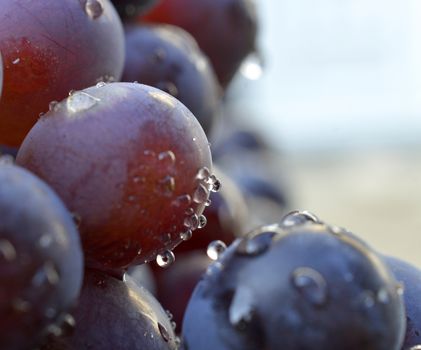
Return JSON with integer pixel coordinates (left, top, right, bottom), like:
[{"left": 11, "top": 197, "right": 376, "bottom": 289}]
[{"left": 224, "top": 0, "right": 421, "bottom": 265}]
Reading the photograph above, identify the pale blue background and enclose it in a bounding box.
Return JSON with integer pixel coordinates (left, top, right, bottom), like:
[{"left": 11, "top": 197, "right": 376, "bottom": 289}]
[{"left": 229, "top": 0, "right": 421, "bottom": 152}]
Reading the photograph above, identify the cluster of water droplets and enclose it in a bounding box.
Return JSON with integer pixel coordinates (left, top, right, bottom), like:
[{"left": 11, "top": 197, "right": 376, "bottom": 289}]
[
  {"left": 165, "top": 310, "right": 177, "bottom": 333},
  {"left": 197, "top": 167, "right": 221, "bottom": 192},
  {"left": 360, "top": 283, "right": 403, "bottom": 310},
  {"left": 140, "top": 149, "right": 177, "bottom": 198},
  {"left": 154, "top": 167, "right": 221, "bottom": 268},
  {"left": 174, "top": 167, "right": 220, "bottom": 243}
]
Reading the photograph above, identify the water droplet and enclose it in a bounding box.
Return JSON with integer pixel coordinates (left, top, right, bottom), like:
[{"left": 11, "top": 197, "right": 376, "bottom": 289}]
[
  {"left": 361, "top": 290, "right": 376, "bottom": 308},
  {"left": 281, "top": 210, "right": 321, "bottom": 227},
  {"left": 0, "top": 239, "right": 16, "bottom": 261},
  {"left": 184, "top": 213, "right": 199, "bottom": 230},
  {"left": 180, "top": 230, "right": 192, "bottom": 241},
  {"left": 172, "top": 194, "right": 191, "bottom": 207},
  {"left": 44, "top": 262, "right": 60, "bottom": 285},
  {"left": 328, "top": 225, "right": 345, "bottom": 236},
  {"left": 229, "top": 287, "right": 255, "bottom": 330},
  {"left": 236, "top": 231, "right": 275, "bottom": 256},
  {"left": 156, "top": 81, "right": 178, "bottom": 97},
  {"left": 128, "top": 195, "right": 138, "bottom": 202},
  {"left": 156, "top": 250, "right": 175, "bottom": 267},
  {"left": 210, "top": 178, "right": 221, "bottom": 192},
  {"left": 67, "top": 91, "right": 100, "bottom": 113},
  {"left": 59, "top": 313, "right": 76, "bottom": 336},
  {"left": 148, "top": 91, "right": 175, "bottom": 108},
  {"left": 196, "top": 167, "right": 210, "bottom": 180},
  {"left": 165, "top": 310, "right": 173, "bottom": 320},
  {"left": 291, "top": 267, "right": 328, "bottom": 307},
  {"left": 32, "top": 267, "right": 47, "bottom": 287},
  {"left": 0, "top": 154, "right": 14, "bottom": 164},
  {"left": 171, "top": 321, "right": 176, "bottom": 330},
  {"left": 240, "top": 52, "right": 264, "bottom": 80},
  {"left": 46, "top": 324, "right": 63, "bottom": 337},
  {"left": 45, "top": 307, "right": 57, "bottom": 319},
  {"left": 396, "top": 282, "right": 404, "bottom": 296},
  {"left": 158, "top": 176, "right": 175, "bottom": 196},
  {"left": 84, "top": 0, "right": 104, "bottom": 19},
  {"left": 133, "top": 176, "right": 143, "bottom": 184},
  {"left": 198, "top": 215, "right": 207, "bottom": 229},
  {"left": 161, "top": 233, "right": 172, "bottom": 244},
  {"left": 12, "top": 298, "right": 31, "bottom": 313},
  {"left": 207, "top": 240, "right": 227, "bottom": 260},
  {"left": 158, "top": 150, "right": 176, "bottom": 165},
  {"left": 193, "top": 183, "right": 209, "bottom": 204},
  {"left": 206, "top": 261, "right": 223, "bottom": 276},
  {"left": 158, "top": 322, "right": 170, "bottom": 342},
  {"left": 39, "top": 234, "right": 53, "bottom": 248},
  {"left": 344, "top": 272, "right": 354, "bottom": 282},
  {"left": 12, "top": 58, "right": 20, "bottom": 65},
  {"left": 205, "top": 199, "right": 211, "bottom": 207},
  {"left": 143, "top": 149, "right": 156, "bottom": 159},
  {"left": 96, "top": 81, "right": 106, "bottom": 88},
  {"left": 377, "top": 288, "right": 390, "bottom": 304},
  {"left": 49, "top": 100, "right": 59, "bottom": 111},
  {"left": 98, "top": 75, "right": 115, "bottom": 83},
  {"left": 72, "top": 213, "right": 82, "bottom": 228},
  {"left": 152, "top": 48, "right": 166, "bottom": 63},
  {"left": 95, "top": 277, "right": 106, "bottom": 288}
]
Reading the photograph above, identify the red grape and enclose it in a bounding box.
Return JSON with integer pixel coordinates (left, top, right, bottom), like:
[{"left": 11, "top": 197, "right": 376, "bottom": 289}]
[
  {"left": 16, "top": 82, "right": 214, "bottom": 273},
  {"left": 122, "top": 24, "right": 220, "bottom": 134},
  {"left": 0, "top": 163, "right": 83, "bottom": 350},
  {"left": 0, "top": 0, "right": 125, "bottom": 146},
  {"left": 141, "top": 0, "right": 258, "bottom": 88},
  {"left": 41, "top": 269, "right": 178, "bottom": 350}
]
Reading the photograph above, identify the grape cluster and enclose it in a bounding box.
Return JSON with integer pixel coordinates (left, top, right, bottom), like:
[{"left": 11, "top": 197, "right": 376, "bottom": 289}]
[{"left": 0, "top": 1, "right": 419, "bottom": 350}]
